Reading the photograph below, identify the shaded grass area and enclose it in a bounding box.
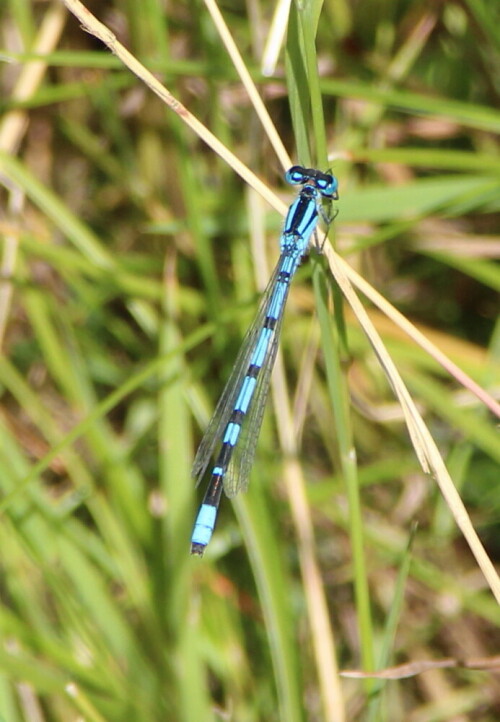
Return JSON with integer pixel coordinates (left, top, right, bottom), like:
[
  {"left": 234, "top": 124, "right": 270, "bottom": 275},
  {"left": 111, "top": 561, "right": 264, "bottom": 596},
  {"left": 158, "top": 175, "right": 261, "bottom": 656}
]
[{"left": 0, "top": 1, "right": 499, "bottom": 721}]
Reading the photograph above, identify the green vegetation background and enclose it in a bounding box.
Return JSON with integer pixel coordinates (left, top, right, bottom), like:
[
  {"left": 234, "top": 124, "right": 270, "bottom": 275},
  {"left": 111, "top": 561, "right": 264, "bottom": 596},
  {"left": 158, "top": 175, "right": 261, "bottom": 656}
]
[{"left": 0, "top": 1, "right": 499, "bottom": 721}]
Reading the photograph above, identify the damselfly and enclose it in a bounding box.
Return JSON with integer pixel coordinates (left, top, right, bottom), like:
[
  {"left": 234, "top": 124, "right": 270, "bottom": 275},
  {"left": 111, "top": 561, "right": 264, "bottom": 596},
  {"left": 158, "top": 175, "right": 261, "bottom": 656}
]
[{"left": 191, "top": 166, "right": 339, "bottom": 555}]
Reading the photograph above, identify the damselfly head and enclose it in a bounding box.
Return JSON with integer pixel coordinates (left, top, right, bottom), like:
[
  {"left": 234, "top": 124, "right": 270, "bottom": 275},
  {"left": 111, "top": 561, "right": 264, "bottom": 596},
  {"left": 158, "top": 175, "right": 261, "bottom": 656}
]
[{"left": 285, "top": 165, "right": 339, "bottom": 200}]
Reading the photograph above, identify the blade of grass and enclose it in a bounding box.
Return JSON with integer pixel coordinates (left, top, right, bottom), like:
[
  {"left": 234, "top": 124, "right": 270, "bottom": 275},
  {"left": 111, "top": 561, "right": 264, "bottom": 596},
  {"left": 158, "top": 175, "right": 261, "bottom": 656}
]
[
  {"left": 282, "top": 10, "right": 349, "bottom": 720},
  {"left": 296, "top": 0, "right": 329, "bottom": 167},
  {"left": 313, "top": 258, "right": 375, "bottom": 677},
  {"left": 159, "top": 250, "right": 211, "bottom": 721},
  {"left": 234, "top": 487, "right": 304, "bottom": 722},
  {"left": 246, "top": 179, "right": 345, "bottom": 720},
  {"left": 321, "top": 78, "right": 500, "bottom": 133},
  {"left": 366, "top": 525, "right": 417, "bottom": 722}
]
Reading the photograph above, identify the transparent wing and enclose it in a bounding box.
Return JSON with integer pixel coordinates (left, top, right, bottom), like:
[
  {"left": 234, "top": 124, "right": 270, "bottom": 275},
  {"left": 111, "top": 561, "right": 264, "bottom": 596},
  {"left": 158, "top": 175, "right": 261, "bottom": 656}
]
[
  {"left": 192, "top": 257, "right": 290, "bottom": 487},
  {"left": 223, "top": 287, "right": 289, "bottom": 497}
]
